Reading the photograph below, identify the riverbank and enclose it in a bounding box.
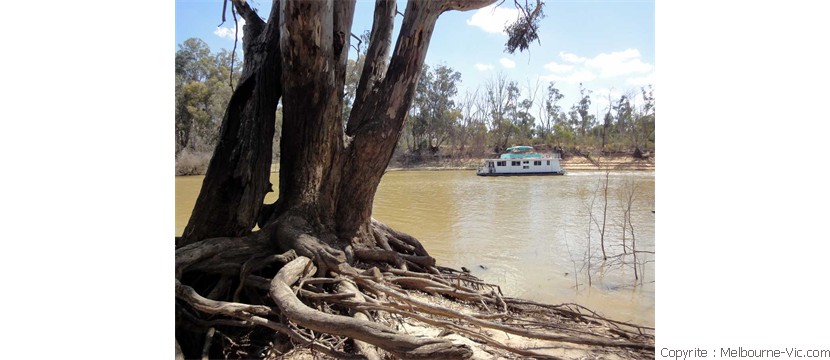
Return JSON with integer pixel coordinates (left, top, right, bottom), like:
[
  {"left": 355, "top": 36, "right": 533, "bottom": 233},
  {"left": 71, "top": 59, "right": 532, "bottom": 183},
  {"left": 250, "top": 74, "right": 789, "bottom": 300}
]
[
  {"left": 191, "top": 154, "right": 654, "bottom": 176},
  {"left": 386, "top": 154, "right": 655, "bottom": 172}
]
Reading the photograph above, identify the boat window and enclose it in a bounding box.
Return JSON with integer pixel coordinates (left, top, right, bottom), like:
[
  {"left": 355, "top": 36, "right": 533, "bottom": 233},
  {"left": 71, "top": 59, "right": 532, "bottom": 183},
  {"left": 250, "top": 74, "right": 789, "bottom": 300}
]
[
  {"left": 522, "top": 165, "right": 529, "bottom": 169},
  {"left": 546, "top": 160, "right": 550, "bottom": 165},
  {"left": 534, "top": 161, "right": 541, "bottom": 166},
  {"left": 497, "top": 161, "right": 506, "bottom": 167},
  {"left": 511, "top": 161, "right": 520, "bottom": 166},
  {"left": 522, "top": 161, "right": 529, "bottom": 164}
]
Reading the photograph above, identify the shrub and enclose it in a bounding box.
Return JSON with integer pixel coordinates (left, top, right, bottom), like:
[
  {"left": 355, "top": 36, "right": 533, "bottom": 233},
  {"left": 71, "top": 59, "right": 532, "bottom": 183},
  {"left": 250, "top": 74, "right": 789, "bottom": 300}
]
[{"left": 175, "top": 149, "right": 212, "bottom": 176}]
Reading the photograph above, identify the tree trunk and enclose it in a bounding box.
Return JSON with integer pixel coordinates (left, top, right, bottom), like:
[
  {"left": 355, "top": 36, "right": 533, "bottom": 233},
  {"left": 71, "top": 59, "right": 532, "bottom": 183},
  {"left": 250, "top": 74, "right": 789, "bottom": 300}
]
[
  {"left": 178, "top": 1, "right": 282, "bottom": 248},
  {"left": 271, "top": 0, "right": 494, "bottom": 245},
  {"left": 272, "top": 0, "right": 347, "bottom": 230}
]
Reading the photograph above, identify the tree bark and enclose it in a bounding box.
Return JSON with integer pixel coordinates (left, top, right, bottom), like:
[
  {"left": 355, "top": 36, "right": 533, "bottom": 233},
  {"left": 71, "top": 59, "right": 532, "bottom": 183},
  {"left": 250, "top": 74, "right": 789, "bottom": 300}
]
[
  {"left": 272, "top": 0, "right": 498, "bottom": 245},
  {"left": 178, "top": 0, "right": 283, "bottom": 247},
  {"left": 335, "top": 1, "right": 445, "bottom": 240},
  {"left": 347, "top": 0, "right": 396, "bottom": 133}
]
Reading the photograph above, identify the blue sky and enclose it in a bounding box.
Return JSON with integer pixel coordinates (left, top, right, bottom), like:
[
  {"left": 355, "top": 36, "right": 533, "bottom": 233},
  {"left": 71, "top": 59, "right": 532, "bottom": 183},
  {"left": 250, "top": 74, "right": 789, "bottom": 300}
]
[{"left": 175, "top": 0, "right": 654, "bottom": 118}]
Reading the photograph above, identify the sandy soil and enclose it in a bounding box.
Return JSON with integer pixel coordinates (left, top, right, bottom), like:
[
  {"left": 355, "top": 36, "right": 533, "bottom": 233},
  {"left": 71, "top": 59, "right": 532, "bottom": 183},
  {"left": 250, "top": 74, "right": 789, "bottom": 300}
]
[{"left": 274, "top": 290, "right": 652, "bottom": 359}]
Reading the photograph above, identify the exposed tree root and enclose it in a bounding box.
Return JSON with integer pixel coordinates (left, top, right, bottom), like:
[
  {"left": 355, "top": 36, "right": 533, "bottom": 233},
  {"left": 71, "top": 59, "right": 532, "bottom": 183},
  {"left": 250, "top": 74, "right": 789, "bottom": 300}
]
[
  {"left": 271, "top": 256, "right": 473, "bottom": 359},
  {"left": 175, "top": 219, "right": 654, "bottom": 359},
  {"left": 336, "top": 280, "right": 382, "bottom": 360}
]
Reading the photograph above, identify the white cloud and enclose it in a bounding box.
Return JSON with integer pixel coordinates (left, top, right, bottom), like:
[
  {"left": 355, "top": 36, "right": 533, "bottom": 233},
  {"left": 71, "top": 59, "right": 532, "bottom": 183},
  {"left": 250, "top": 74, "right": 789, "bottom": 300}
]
[
  {"left": 627, "top": 72, "right": 655, "bottom": 86},
  {"left": 560, "top": 51, "right": 586, "bottom": 64},
  {"left": 541, "top": 70, "right": 597, "bottom": 84},
  {"left": 499, "top": 58, "right": 516, "bottom": 69},
  {"left": 466, "top": 4, "right": 520, "bottom": 34},
  {"left": 543, "top": 61, "right": 573, "bottom": 73},
  {"left": 214, "top": 18, "right": 246, "bottom": 41},
  {"left": 474, "top": 63, "right": 495, "bottom": 71},
  {"left": 585, "top": 49, "right": 653, "bottom": 77},
  {"left": 542, "top": 49, "right": 652, "bottom": 85}
]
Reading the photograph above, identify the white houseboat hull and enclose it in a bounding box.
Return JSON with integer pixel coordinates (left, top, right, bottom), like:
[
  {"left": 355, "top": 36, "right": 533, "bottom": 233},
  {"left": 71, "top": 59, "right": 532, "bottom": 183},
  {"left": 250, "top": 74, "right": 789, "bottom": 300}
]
[{"left": 476, "top": 155, "right": 565, "bottom": 176}]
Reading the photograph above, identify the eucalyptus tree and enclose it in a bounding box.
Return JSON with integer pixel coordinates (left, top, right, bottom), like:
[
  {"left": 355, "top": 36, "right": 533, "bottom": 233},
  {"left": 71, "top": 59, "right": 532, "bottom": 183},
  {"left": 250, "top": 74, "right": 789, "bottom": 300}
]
[
  {"left": 175, "top": 38, "right": 239, "bottom": 155},
  {"left": 633, "top": 85, "right": 655, "bottom": 154},
  {"left": 514, "top": 98, "right": 536, "bottom": 144},
  {"left": 484, "top": 73, "right": 521, "bottom": 151},
  {"left": 538, "top": 81, "right": 564, "bottom": 141},
  {"left": 409, "top": 64, "right": 462, "bottom": 153},
  {"left": 576, "top": 82, "right": 594, "bottom": 137},
  {"left": 456, "top": 88, "right": 486, "bottom": 157},
  {"left": 175, "top": 1, "right": 653, "bottom": 358},
  {"left": 611, "top": 92, "right": 634, "bottom": 151}
]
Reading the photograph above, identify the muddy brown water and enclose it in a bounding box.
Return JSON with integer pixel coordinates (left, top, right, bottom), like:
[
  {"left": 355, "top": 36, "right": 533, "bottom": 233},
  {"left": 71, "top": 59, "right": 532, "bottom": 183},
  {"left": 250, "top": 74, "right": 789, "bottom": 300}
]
[{"left": 176, "top": 169, "right": 655, "bottom": 326}]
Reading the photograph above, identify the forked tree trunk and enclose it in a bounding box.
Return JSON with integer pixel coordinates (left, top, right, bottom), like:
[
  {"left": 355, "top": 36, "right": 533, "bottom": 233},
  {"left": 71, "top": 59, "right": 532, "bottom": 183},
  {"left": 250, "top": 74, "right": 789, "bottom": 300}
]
[
  {"left": 181, "top": 0, "right": 497, "bottom": 255},
  {"left": 213, "top": 0, "right": 493, "bottom": 250}
]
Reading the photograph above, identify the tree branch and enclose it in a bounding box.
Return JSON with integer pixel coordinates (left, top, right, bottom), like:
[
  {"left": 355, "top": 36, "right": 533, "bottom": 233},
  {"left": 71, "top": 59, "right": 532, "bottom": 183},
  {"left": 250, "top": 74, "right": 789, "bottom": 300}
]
[
  {"left": 333, "top": 0, "right": 357, "bottom": 96},
  {"left": 440, "top": 0, "right": 497, "bottom": 12},
  {"left": 346, "top": 0, "right": 396, "bottom": 135},
  {"left": 231, "top": 0, "right": 265, "bottom": 36},
  {"left": 349, "top": 0, "right": 494, "bottom": 138},
  {"left": 350, "top": 33, "right": 363, "bottom": 53}
]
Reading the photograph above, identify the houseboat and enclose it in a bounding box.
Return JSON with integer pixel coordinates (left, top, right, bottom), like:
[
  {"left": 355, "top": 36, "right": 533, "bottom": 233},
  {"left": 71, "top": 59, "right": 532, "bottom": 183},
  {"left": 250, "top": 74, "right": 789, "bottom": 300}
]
[{"left": 476, "top": 146, "right": 565, "bottom": 176}]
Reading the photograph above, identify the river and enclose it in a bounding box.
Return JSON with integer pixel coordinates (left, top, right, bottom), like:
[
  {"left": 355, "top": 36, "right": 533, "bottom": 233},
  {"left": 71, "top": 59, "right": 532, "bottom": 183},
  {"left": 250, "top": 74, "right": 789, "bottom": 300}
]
[{"left": 176, "top": 169, "right": 655, "bottom": 327}]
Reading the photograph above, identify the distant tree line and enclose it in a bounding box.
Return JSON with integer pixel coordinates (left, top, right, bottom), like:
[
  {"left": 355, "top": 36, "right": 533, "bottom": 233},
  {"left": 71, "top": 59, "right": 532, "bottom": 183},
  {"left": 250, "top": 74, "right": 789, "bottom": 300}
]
[
  {"left": 175, "top": 38, "right": 282, "bottom": 175},
  {"left": 394, "top": 68, "right": 655, "bottom": 162},
  {"left": 175, "top": 38, "right": 237, "bottom": 156},
  {"left": 175, "top": 37, "right": 654, "bottom": 174}
]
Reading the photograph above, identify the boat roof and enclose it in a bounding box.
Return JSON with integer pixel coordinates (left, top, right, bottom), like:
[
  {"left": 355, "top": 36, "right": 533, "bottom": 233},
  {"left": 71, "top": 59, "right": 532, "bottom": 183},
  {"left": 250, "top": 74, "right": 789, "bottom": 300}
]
[
  {"left": 498, "top": 146, "right": 541, "bottom": 159},
  {"left": 500, "top": 153, "right": 543, "bottom": 159},
  {"left": 505, "top": 146, "right": 534, "bottom": 152}
]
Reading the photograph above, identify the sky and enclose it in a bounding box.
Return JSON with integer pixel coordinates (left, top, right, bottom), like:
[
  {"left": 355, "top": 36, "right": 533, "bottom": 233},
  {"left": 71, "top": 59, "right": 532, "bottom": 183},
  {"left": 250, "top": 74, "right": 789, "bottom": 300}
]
[{"left": 175, "top": 0, "right": 655, "bottom": 119}]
